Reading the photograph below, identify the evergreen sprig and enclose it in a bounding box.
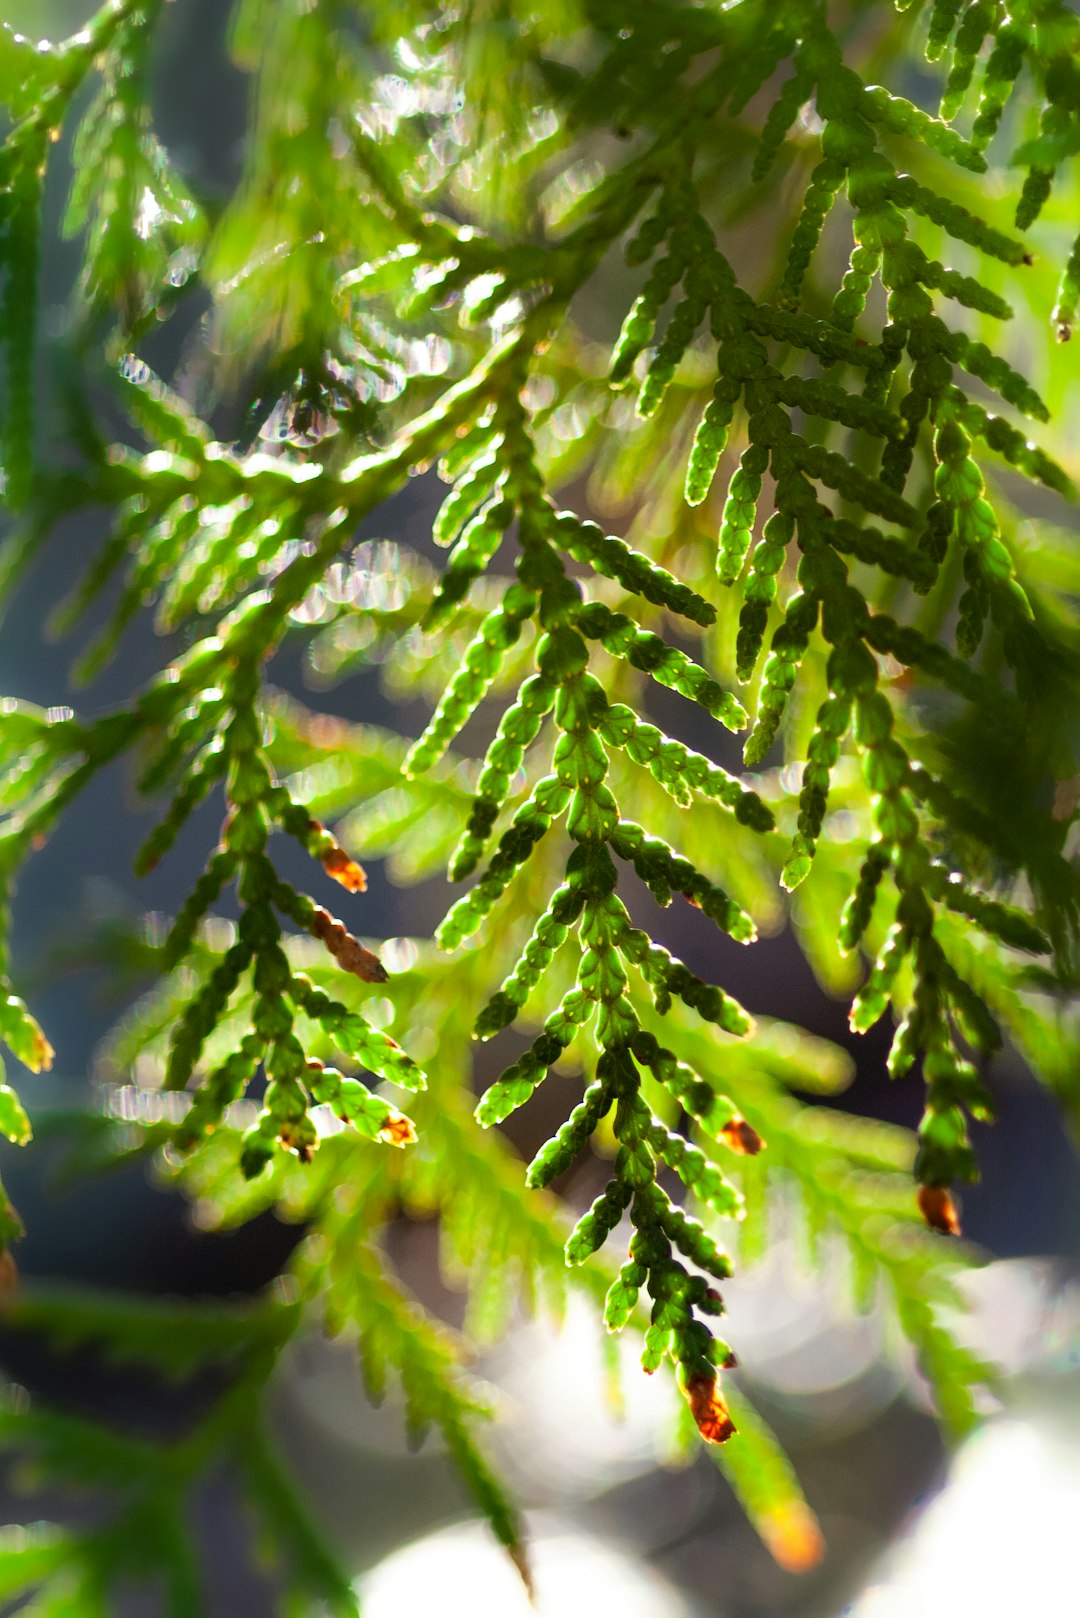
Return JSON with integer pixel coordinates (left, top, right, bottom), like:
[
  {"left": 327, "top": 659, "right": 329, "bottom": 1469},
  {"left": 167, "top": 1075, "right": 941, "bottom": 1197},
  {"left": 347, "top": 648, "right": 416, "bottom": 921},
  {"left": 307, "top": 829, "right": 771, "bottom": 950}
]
[{"left": 1, "top": 0, "right": 1078, "bottom": 1601}]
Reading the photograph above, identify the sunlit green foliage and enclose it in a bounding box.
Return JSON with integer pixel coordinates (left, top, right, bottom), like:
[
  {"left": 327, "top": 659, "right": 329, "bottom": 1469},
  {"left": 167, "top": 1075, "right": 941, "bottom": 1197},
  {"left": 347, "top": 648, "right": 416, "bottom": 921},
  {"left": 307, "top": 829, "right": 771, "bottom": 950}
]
[{"left": 1, "top": 0, "right": 1079, "bottom": 1607}]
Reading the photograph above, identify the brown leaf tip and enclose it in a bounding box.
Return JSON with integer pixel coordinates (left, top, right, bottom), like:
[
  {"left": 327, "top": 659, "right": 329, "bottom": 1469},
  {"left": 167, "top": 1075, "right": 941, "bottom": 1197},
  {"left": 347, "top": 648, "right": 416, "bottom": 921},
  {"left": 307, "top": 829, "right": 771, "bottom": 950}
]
[
  {"left": 917, "top": 1184, "right": 961, "bottom": 1236},
  {"left": 720, "top": 1114, "right": 764, "bottom": 1156},
  {"left": 508, "top": 1541, "right": 535, "bottom": 1601},
  {"left": 684, "top": 1372, "right": 736, "bottom": 1445},
  {"left": 321, "top": 845, "right": 368, "bottom": 893},
  {"left": 278, "top": 1124, "right": 315, "bottom": 1163},
  {"left": 378, "top": 1111, "right": 417, "bottom": 1148},
  {"left": 31, "top": 1031, "right": 55, "bottom": 1074},
  {"left": 0, "top": 1248, "right": 18, "bottom": 1301},
  {"left": 310, "top": 906, "right": 388, "bottom": 982}
]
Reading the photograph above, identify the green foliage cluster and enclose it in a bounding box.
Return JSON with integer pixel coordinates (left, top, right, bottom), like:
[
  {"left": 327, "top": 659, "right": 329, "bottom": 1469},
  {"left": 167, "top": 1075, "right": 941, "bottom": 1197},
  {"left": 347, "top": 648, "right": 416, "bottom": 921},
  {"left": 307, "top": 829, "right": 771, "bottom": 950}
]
[{"left": 0, "top": 0, "right": 1079, "bottom": 1608}]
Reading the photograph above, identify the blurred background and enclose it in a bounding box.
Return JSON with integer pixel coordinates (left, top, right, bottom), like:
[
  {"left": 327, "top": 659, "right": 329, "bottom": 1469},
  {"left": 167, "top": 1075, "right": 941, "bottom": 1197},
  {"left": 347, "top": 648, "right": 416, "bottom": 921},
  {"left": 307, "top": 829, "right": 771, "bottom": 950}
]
[{"left": 0, "top": 1, "right": 1078, "bottom": 1614}]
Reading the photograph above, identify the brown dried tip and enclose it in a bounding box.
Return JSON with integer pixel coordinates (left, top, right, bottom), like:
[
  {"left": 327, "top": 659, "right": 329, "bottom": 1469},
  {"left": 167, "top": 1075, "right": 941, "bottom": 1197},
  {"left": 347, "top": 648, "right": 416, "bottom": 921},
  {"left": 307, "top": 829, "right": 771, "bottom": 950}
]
[
  {"left": 29, "top": 1030, "right": 54, "bottom": 1075},
  {"left": 508, "top": 1541, "right": 535, "bottom": 1602},
  {"left": 279, "top": 1126, "right": 316, "bottom": 1163},
  {"left": 760, "top": 1503, "right": 826, "bottom": 1573},
  {"left": 0, "top": 1248, "right": 18, "bottom": 1301},
  {"left": 321, "top": 844, "right": 368, "bottom": 894},
  {"left": 918, "top": 1184, "right": 961, "bottom": 1236},
  {"left": 684, "top": 1372, "right": 737, "bottom": 1445},
  {"left": 310, "top": 906, "right": 388, "bottom": 982},
  {"left": 337, "top": 937, "right": 387, "bottom": 982},
  {"left": 720, "top": 1114, "right": 764, "bottom": 1156},
  {"left": 378, "top": 1111, "right": 417, "bottom": 1148}
]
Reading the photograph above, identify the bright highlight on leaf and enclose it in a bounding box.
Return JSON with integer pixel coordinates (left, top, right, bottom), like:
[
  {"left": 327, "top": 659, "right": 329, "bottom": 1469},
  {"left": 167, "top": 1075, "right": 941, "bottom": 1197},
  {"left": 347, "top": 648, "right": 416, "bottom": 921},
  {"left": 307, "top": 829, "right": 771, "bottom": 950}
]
[{"left": 759, "top": 1502, "right": 827, "bottom": 1574}]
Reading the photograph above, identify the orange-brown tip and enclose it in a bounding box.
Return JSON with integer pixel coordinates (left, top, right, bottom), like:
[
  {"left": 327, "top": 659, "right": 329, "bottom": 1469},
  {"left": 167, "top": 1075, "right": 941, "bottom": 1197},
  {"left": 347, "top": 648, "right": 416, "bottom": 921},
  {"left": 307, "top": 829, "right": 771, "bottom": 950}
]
[
  {"left": 322, "top": 846, "right": 368, "bottom": 893},
  {"left": 720, "top": 1115, "right": 764, "bottom": 1156},
  {"left": 278, "top": 1127, "right": 315, "bottom": 1164},
  {"left": 0, "top": 1248, "right": 17, "bottom": 1300},
  {"left": 918, "top": 1184, "right": 961, "bottom": 1236},
  {"left": 508, "top": 1541, "right": 535, "bottom": 1602},
  {"left": 339, "top": 939, "right": 388, "bottom": 982},
  {"left": 378, "top": 1112, "right": 417, "bottom": 1148},
  {"left": 29, "top": 1030, "right": 55, "bottom": 1074},
  {"left": 684, "top": 1372, "right": 736, "bottom": 1445}
]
